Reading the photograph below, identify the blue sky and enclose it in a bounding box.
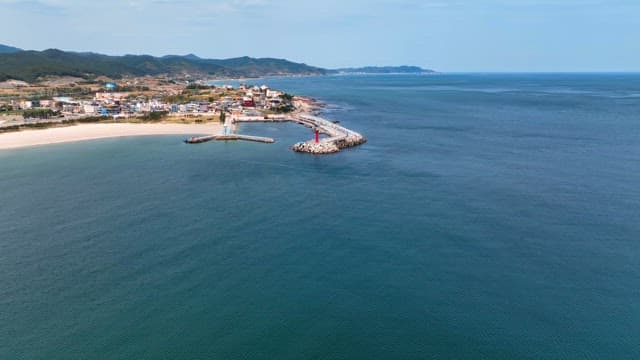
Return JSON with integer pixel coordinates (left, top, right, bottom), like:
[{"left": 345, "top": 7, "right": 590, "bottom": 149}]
[{"left": 0, "top": 0, "right": 639, "bottom": 71}]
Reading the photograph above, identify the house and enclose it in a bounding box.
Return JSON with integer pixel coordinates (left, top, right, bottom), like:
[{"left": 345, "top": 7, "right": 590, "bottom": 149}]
[
  {"left": 101, "top": 105, "right": 121, "bottom": 116},
  {"left": 83, "top": 104, "right": 98, "bottom": 114},
  {"left": 186, "top": 103, "right": 200, "bottom": 112},
  {"left": 266, "top": 89, "right": 283, "bottom": 98},
  {"left": 62, "top": 104, "right": 76, "bottom": 113},
  {"left": 95, "top": 92, "right": 127, "bottom": 102},
  {"left": 39, "top": 100, "right": 53, "bottom": 108},
  {"left": 242, "top": 97, "right": 255, "bottom": 107},
  {"left": 53, "top": 96, "right": 73, "bottom": 103}
]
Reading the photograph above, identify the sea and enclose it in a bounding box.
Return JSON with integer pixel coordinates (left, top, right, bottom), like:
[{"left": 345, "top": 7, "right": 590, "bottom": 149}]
[{"left": 1, "top": 74, "right": 639, "bottom": 359}]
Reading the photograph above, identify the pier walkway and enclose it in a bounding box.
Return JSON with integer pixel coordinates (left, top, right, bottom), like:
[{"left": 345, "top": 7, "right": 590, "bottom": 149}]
[{"left": 184, "top": 134, "right": 274, "bottom": 144}]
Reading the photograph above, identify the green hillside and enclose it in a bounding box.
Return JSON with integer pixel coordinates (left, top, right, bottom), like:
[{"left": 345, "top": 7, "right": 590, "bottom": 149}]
[
  {"left": 0, "top": 44, "right": 22, "bottom": 54},
  {"left": 0, "top": 48, "right": 327, "bottom": 82}
]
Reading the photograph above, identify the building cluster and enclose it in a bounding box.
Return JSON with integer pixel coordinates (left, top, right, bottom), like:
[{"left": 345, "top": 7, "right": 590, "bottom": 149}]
[{"left": 1, "top": 83, "right": 288, "bottom": 118}]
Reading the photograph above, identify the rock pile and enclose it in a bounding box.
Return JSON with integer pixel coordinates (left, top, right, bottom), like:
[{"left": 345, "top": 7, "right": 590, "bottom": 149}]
[
  {"left": 291, "top": 141, "right": 340, "bottom": 154},
  {"left": 334, "top": 134, "right": 368, "bottom": 149},
  {"left": 291, "top": 134, "right": 367, "bottom": 154}
]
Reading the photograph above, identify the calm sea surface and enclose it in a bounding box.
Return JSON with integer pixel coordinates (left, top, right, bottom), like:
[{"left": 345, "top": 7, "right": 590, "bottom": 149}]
[{"left": 1, "top": 74, "right": 639, "bottom": 359}]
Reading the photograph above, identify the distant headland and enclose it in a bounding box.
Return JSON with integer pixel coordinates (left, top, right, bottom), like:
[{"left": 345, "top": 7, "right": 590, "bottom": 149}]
[{"left": 332, "top": 66, "right": 435, "bottom": 75}]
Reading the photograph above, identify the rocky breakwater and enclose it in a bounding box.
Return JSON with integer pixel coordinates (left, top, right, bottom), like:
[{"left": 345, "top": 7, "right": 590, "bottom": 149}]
[
  {"left": 291, "top": 114, "right": 367, "bottom": 154},
  {"left": 291, "top": 141, "right": 340, "bottom": 154}
]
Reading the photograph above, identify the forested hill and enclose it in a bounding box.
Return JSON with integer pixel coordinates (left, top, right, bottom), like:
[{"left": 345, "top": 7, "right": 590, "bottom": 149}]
[
  {"left": 0, "top": 48, "right": 327, "bottom": 82},
  {"left": 0, "top": 44, "right": 22, "bottom": 54}
]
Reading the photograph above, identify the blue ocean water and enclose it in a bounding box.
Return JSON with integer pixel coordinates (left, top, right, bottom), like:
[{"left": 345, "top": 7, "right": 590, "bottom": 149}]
[{"left": 1, "top": 74, "right": 639, "bottom": 359}]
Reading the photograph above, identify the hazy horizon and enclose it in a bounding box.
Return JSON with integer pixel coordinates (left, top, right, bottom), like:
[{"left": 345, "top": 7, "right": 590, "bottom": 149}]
[{"left": 1, "top": 0, "right": 639, "bottom": 72}]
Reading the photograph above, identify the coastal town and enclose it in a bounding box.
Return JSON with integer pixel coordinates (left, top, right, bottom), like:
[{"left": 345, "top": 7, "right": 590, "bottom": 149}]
[
  {"left": 0, "top": 78, "right": 293, "bottom": 125},
  {"left": 0, "top": 77, "right": 366, "bottom": 154}
]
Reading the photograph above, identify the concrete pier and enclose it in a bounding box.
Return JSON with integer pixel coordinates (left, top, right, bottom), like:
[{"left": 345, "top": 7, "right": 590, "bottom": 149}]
[
  {"left": 185, "top": 134, "right": 275, "bottom": 144},
  {"left": 213, "top": 134, "right": 275, "bottom": 143},
  {"left": 184, "top": 135, "right": 216, "bottom": 144}
]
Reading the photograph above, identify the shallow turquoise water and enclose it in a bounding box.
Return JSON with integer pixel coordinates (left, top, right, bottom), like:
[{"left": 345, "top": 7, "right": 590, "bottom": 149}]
[{"left": 1, "top": 74, "right": 639, "bottom": 359}]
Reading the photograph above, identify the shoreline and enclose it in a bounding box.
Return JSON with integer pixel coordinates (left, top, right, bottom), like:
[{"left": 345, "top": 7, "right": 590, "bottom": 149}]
[
  {"left": 0, "top": 122, "right": 222, "bottom": 150},
  {"left": 0, "top": 97, "right": 364, "bottom": 153}
]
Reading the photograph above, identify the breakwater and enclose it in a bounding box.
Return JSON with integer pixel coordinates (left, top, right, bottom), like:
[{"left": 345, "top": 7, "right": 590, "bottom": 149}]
[{"left": 234, "top": 113, "right": 366, "bottom": 154}]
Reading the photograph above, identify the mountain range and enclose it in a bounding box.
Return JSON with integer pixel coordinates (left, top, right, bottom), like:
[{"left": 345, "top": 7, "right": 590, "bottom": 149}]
[{"left": 0, "top": 44, "right": 433, "bottom": 82}]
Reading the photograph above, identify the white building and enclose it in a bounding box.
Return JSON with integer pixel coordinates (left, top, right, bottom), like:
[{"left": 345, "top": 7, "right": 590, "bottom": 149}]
[
  {"left": 266, "top": 89, "right": 283, "bottom": 98},
  {"left": 83, "top": 104, "right": 98, "bottom": 114}
]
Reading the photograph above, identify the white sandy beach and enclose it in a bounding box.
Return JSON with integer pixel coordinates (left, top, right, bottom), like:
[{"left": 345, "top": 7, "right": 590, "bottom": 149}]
[{"left": 0, "top": 123, "right": 223, "bottom": 150}]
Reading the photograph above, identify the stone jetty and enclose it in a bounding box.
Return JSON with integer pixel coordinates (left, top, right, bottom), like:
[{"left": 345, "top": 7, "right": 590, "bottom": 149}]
[
  {"left": 234, "top": 113, "right": 366, "bottom": 154},
  {"left": 290, "top": 114, "right": 367, "bottom": 154}
]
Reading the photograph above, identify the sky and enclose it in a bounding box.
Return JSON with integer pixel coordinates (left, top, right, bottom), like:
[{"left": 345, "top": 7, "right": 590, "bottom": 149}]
[{"left": 0, "top": 0, "right": 639, "bottom": 72}]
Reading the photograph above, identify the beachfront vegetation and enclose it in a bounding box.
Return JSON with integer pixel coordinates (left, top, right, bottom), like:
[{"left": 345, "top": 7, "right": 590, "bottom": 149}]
[
  {"left": 0, "top": 116, "right": 108, "bottom": 133},
  {"left": 26, "top": 86, "right": 93, "bottom": 100},
  {"left": 23, "top": 108, "right": 59, "bottom": 119},
  {"left": 139, "top": 111, "right": 168, "bottom": 122},
  {"left": 0, "top": 104, "right": 15, "bottom": 112},
  {"left": 271, "top": 104, "right": 294, "bottom": 113},
  {"left": 162, "top": 93, "right": 195, "bottom": 104},
  {"left": 186, "top": 84, "right": 215, "bottom": 90},
  {"left": 112, "top": 85, "right": 151, "bottom": 92}
]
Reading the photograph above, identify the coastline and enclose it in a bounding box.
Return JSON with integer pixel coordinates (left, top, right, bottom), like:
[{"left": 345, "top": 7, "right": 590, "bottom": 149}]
[
  {"left": 0, "top": 97, "right": 359, "bottom": 152},
  {"left": 0, "top": 122, "right": 222, "bottom": 150}
]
